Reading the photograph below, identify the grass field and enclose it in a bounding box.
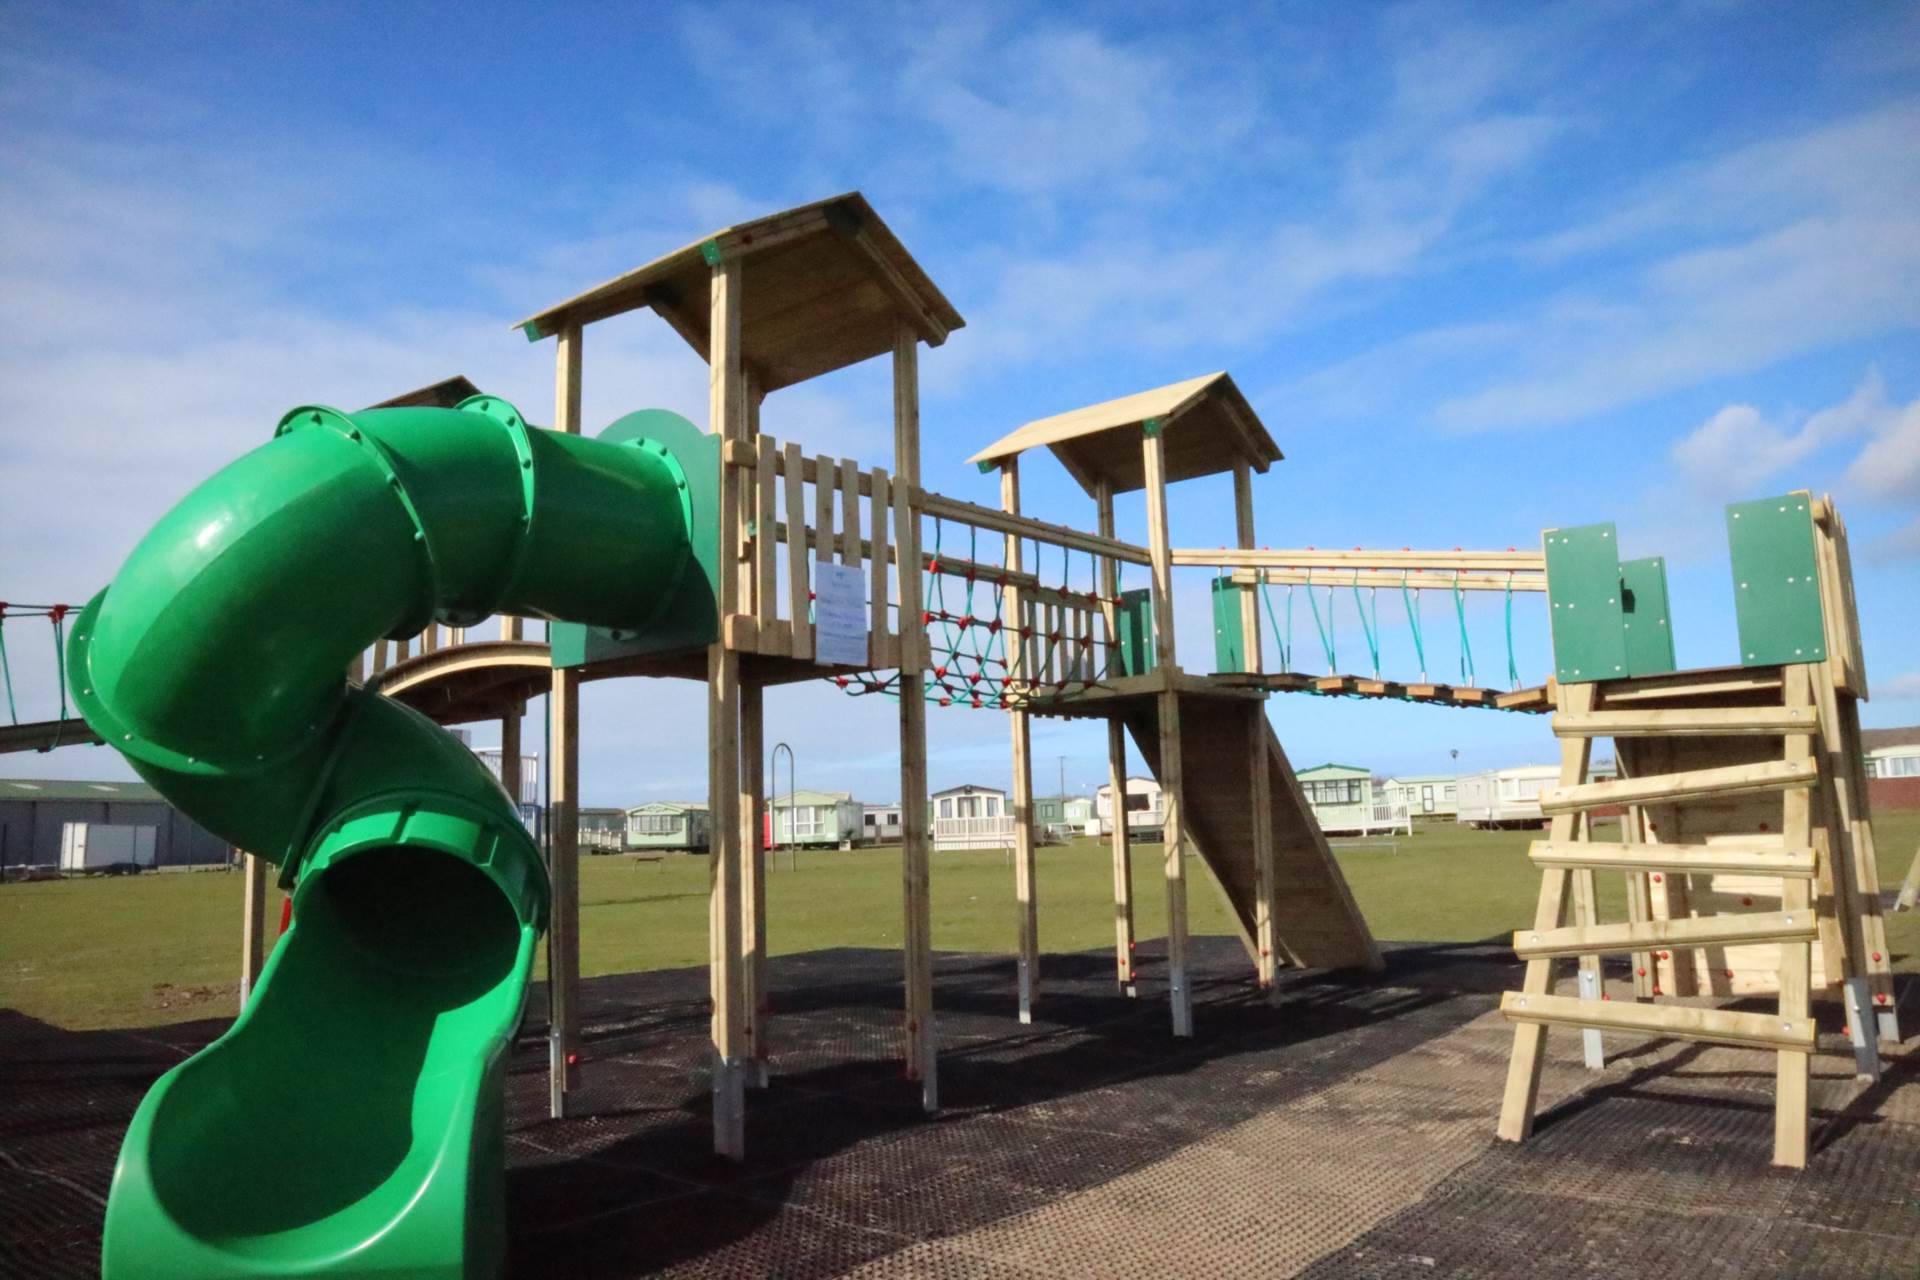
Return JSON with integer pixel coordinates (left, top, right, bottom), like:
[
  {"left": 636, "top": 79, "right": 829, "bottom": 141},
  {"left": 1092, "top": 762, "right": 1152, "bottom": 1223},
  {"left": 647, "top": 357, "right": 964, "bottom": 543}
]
[{"left": 4, "top": 813, "right": 1917, "bottom": 1031}]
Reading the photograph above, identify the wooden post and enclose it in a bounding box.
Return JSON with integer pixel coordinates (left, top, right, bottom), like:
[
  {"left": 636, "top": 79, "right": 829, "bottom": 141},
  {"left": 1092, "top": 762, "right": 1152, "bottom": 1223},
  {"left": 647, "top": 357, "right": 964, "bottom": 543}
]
[
  {"left": 1774, "top": 664, "right": 1815, "bottom": 1167},
  {"left": 238, "top": 852, "right": 267, "bottom": 1008},
  {"left": 1141, "top": 428, "right": 1191, "bottom": 1037},
  {"left": 1232, "top": 459, "right": 1262, "bottom": 675},
  {"left": 1097, "top": 482, "right": 1135, "bottom": 995},
  {"left": 740, "top": 379, "right": 770, "bottom": 1089},
  {"left": 1002, "top": 457, "right": 1040, "bottom": 1024},
  {"left": 740, "top": 679, "right": 768, "bottom": 1087},
  {"left": 547, "top": 322, "right": 584, "bottom": 1121},
  {"left": 1496, "top": 680, "right": 1595, "bottom": 1142},
  {"left": 1248, "top": 703, "right": 1277, "bottom": 994},
  {"left": 707, "top": 254, "right": 749, "bottom": 1160},
  {"left": 893, "top": 328, "right": 937, "bottom": 1109},
  {"left": 500, "top": 704, "right": 523, "bottom": 812}
]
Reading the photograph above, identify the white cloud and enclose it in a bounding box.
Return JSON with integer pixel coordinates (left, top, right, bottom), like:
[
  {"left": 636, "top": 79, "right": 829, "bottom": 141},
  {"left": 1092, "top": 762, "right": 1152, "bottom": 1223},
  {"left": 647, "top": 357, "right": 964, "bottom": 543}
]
[
  {"left": 1844, "top": 397, "right": 1920, "bottom": 500},
  {"left": 1877, "top": 671, "right": 1920, "bottom": 701},
  {"left": 1671, "top": 371, "right": 1892, "bottom": 497}
]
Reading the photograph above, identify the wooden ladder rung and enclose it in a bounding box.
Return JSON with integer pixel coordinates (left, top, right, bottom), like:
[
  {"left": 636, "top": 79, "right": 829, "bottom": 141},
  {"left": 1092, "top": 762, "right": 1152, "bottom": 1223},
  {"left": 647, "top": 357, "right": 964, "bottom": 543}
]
[
  {"left": 1553, "top": 707, "right": 1817, "bottom": 738},
  {"left": 1527, "top": 840, "right": 1816, "bottom": 878},
  {"left": 1541, "top": 758, "right": 1817, "bottom": 813},
  {"left": 1498, "top": 991, "right": 1815, "bottom": 1051},
  {"left": 1513, "top": 909, "right": 1816, "bottom": 960}
]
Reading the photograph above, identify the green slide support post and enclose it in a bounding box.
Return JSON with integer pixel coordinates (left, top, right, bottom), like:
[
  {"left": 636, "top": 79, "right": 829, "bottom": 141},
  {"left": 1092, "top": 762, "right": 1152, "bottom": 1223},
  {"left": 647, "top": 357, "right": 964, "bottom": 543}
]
[{"left": 69, "top": 396, "right": 713, "bottom": 1279}]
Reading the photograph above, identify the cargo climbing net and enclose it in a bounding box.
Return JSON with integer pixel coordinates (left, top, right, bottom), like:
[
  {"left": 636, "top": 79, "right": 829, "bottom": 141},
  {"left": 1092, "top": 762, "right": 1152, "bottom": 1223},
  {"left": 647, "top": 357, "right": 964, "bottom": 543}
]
[{"left": 825, "top": 518, "right": 1120, "bottom": 710}]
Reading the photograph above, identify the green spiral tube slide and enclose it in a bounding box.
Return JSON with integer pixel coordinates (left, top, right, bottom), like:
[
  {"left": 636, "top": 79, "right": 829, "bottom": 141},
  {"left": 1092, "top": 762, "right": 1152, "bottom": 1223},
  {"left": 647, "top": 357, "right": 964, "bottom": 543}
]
[{"left": 68, "top": 396, "right": 710, "bottom": 1279}]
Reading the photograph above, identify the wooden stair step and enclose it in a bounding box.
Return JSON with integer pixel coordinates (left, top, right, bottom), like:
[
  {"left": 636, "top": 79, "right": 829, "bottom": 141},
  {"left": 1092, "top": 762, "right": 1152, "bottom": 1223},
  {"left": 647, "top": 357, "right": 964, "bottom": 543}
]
[
  {"left": 1553, "top": 706, "right": 1816, "bottom": 738},
  {"left": 1513, "top": 909, "right": 1816, "bottom": 960},
  {"left": 1498, "top": 991, "right": 1814, "bottom": 1051},
  {"left": 1527, "top": 840, "right": 1815, "bottom": 878},
  {"left": 1541, "top": 759, "right": 1816, "bottom": 814}
]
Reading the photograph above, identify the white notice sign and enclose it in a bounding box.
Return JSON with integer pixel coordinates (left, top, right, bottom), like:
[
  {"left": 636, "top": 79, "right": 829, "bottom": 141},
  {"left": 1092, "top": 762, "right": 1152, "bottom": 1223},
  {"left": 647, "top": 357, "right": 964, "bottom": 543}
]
[{"left": 812, "top": 561, "right": 869, "bottom": 667}]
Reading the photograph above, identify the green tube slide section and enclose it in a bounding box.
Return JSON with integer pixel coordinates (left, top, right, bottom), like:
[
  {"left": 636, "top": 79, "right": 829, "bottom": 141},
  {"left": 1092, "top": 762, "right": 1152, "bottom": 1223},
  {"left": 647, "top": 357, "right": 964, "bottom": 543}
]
[{"left": 68, "top": 396, "right": 706, "bottom": 1279}]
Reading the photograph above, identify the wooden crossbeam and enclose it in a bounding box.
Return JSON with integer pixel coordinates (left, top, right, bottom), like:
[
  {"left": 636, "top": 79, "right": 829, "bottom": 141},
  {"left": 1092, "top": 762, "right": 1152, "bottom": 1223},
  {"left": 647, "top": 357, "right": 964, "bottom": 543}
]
[
  {"left": 1541, "top": 759, "right": 1817, "bottom": 814},
  {"left": 1553, "top": 707, "right": 1817, "bottom": 738},
  {"left": 1513, "top": 909, "right": 1816, "bottom": 960},
  {"left": 1528, "top": 840, "right": 1816, "bottom": 879},
  {"left": 1499, "top": 991, "right": 1815, "bottom": 1052}
]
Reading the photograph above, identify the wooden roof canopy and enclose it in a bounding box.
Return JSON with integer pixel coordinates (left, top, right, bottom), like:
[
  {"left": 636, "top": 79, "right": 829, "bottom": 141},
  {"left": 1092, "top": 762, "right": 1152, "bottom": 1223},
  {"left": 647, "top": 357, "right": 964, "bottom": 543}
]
[
  {"left": 514, "top": 192, "right": 964, "bottom": 394},
  {"left": 966, "top": 372, "right": 1282, "bottom": 497}
]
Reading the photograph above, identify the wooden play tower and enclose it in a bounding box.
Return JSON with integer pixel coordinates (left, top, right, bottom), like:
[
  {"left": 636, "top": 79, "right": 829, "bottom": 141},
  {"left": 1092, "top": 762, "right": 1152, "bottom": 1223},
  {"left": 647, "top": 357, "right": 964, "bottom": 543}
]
[
  {"left": 1496, "top": 494, "right": 1897, "bottom": 1168},
  {"left": 16, "top": 191, "right": 1885, "bottom": 1170}
]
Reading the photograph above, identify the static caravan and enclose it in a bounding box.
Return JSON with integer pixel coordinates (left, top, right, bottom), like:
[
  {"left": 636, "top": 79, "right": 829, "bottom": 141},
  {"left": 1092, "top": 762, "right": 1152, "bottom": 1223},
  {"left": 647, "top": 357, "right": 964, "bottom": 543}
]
[
  {"left": 1095, "top": 776, "right": 1165, "bottom": 840},
  {"left": 1381, "top": 774, "right": 1458, "bottom": 819},
  {"left": 931, "top": 784, "right": 1014, "bottom": 851},
  {"left": 1295, "top": 763, "right": 1409, "bottom": 836},
  {"left": 578, "top": 807, "right": 627, "bottom": 853},
  {"left": 859, "top": 802, "right": 903, "bottom": 845},
  {"left": 625, "top": 801, "right": 710, "bottom": 852},
  {"left": 1454, "top": 766, "right": 1561, "bottom": 829},
  {"left": 1063, "top": 796, "right": 1095, "bottom": 835},
  {"left": 771, "top": 789, "right": 864, "bottom": 849}
]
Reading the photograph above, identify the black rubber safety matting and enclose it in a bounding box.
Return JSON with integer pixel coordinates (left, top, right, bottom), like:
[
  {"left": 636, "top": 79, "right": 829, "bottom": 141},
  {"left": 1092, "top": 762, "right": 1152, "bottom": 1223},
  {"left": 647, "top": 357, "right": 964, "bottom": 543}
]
[{"left": 2, "top": 939, "right": 1914, "bottom": 1278}]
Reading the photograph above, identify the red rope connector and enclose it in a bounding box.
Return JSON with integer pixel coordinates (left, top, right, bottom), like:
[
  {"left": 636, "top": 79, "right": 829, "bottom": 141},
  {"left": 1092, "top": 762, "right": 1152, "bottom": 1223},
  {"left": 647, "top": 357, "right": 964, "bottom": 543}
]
[{"left": 48, "top": 604, "right": 68, "bottom": 624}]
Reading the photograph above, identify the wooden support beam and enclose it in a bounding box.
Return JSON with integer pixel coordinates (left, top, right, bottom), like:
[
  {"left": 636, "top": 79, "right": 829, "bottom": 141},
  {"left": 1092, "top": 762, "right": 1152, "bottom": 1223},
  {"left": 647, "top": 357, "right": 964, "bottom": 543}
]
[
  {"left": 741, "top": 681, "right": 768, "bottom": 1088},
  {"left": 1002, "top": 457, "right": 1040, "bottom": 1024},
  {"left": 1142, "top": 428, "right": 1191, "bottom": 1037},
  {"left": 1232, "top": 459, "right": 1262, "bottom": 675},
  {"left": 1499, "top": 992, "right": 1815, "bottom": 1052},
  {"left": 1553, "top": 706, "right": 1817, "bottom": 738},
  {"left": 1175, "top": 547, "right": 1545, "bottom": 572},
  {"left": 1497, "top": 680, "right": 1594, "bottom": 1143},
  {"left": 1233, "top": 567, "right": 1547, "bottom": 593},
  {"left": 1249, "top": 702, "right": 1277, "bottom": 992},
  {"left": 1514, "top": 909, "right": 1817, "bottom": 960},
  {"left": 238, "top": 852, "right": 267, "bottom": 1010},
  {"left": 892, "top": 331, "right": 937, "bottom": 1110},
  {"left": 707, "top": 255, "right": 748, "bottom": 1160},
  {"left": 1775, "top": 664, "right": 1816, "bottom": 1167},
  {"left": 913, "top": 489, "right": 1151, "bottom": 564},
  {"left": 1528, "top": 841, "right": 1817, "bottom": 878},
  {"left": 500, "top": 704, "right": 523, "bottom": 811},
  {"left": 1097, "top": 480, "right": 1136, "bottom": 996},
  {"left": 783, "top": 440, "right": 811, "bottom": 661},
  {"left": 547, "top": 321, "right": 584, "bottom": 1122},
  {"left": 1542, "top": 759, "right": 1817, "bottom": 814}
]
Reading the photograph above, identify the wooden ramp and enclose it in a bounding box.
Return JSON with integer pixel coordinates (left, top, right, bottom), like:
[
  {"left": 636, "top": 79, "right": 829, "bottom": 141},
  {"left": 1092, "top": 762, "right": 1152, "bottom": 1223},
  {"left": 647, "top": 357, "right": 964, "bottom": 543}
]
[{"left": 1122, "top": 691, "right": 1380, "bottom": 974}]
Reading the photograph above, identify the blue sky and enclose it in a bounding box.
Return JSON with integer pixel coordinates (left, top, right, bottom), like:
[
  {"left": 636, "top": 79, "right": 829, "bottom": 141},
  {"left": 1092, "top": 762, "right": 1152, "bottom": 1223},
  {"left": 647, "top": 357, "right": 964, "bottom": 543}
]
[{"left": 2, "top": 2, "right": 1917, "bottom": 806}]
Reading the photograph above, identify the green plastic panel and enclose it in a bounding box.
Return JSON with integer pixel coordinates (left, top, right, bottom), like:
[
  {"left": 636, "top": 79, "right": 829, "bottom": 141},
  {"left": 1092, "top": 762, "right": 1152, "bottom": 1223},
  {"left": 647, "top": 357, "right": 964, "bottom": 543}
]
[
  {"left": 1618, "top": 556, "right": 1676, "bottom": 677},
  {"left": 1727, "top": 493, "right": 1826, "bottom": 666},
  {"left": 551, "top": 409, "right": 719, "bottom": 668},
  {"left": 1115, "top": 588, "right": 1155, "bottom": 677},
  {"left": 1543, "top": 522, "right": 1628, "bottom": 683},
  {"left": 1211, "top": 575, "right": 1250, "bottom": 674}
]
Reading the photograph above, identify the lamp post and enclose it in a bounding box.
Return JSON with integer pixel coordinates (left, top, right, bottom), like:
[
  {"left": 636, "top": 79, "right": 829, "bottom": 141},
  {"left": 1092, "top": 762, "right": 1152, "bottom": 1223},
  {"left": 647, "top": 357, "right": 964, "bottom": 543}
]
[{"left": 771, "top": 742, "right": 797, "bottom": 871}]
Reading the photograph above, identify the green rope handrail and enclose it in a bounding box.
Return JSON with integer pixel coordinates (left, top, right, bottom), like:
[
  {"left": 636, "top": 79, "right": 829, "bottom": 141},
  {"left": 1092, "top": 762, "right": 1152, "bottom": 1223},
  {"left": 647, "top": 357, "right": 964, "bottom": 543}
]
[
  {"left": 1504, "top": 571, "right": 1520, "bottom": 690},
  {"left": 1351, "top": 579, "right": 1381, "bottom": 678},
  {"left": 1305, "top": 569, "right": 1337, "bottom": 673},
  {"left": 1399, "top": 571, "right": 1428, "bottom": 682},
  {"left": 1452, "top": 570, "right": 1475, "bottom": 686},
  {"left": 1258, "top": 571, "right": 1289, "bottom": 671},
  {"left": 0, "top": 613, "right": 16, "bottom": 724}
]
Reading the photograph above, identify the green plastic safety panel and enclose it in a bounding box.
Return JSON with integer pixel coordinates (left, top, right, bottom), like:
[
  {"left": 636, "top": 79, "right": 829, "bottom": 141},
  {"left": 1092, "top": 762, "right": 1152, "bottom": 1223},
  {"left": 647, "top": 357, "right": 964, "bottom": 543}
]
[
  {"left": 1727, "top": 493, "right": 1827, "bottom": 666},
  {"left": 1115, "top": 588, "right": 1155, "bottom": 677},
  {"left": 1211, "top": 575, "right": 1250, "bottom": 674},
  {"left": 551, "top": 409, "right": 720, "bottom": 668},
  {"left": 1618, "top": 556, "right": 1676, "bottom": 677},
  {"left": 1543, "top": 523, "right": 1628, "bottom": 683}
]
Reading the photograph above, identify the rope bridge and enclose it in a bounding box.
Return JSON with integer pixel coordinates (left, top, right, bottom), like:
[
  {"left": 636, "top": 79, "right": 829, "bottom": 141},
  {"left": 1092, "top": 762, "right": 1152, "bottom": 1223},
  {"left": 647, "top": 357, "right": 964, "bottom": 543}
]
[{"left": 0, "top": 600, "right": 104, "bottom": 752}]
